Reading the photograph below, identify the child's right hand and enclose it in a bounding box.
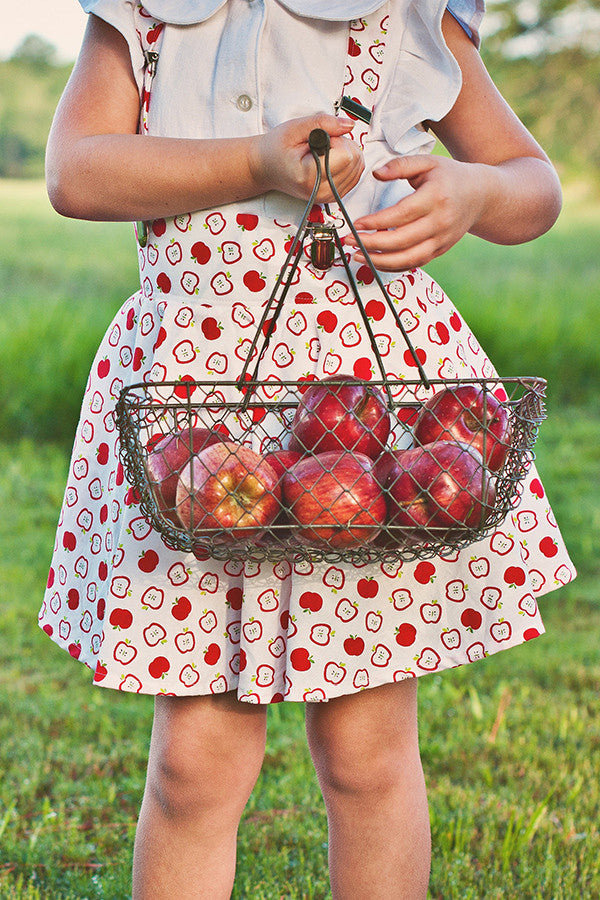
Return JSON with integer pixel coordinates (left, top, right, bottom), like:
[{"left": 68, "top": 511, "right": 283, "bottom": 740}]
[{"left": 251, "top": 114, "right": 365, "bottom": 203}]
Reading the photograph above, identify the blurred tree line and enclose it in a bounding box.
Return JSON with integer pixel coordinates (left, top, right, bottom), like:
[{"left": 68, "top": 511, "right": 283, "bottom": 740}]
[{"left": 1, "top": 3, "right": 599, "bottom": 182}]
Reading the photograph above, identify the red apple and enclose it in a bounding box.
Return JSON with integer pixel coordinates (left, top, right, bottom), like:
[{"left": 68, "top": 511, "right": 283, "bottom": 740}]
[
  {"left": 413, "top": 385, "right": 511, "bottom": 472},
  {"left": 282, "top": 451, "right": 387, "bottom": 549},
  {"left": 289, "top": 375, "right": 391, "bottom": 459},
  {"left": 175, "top": 442, "right": 281, "bottom": 541},
  {"left": 381, "top": 441, "right": 496, "bottom": 542},
  {"left": 262, "top": 449, "right": 303, "bottom": 480},
  {"left": 146, "top": 426, "right": 226, "bottom": 523},
  {"left": 262, "top": 449, "right": 303, "bottom": 542}
]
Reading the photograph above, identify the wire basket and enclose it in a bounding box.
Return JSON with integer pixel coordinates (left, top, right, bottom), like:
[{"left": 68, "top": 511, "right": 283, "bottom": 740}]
[
  {"left": 116, "top": 130, "right": 547, "bottom": 564},
  {"left": 116, "top": 375, "right": 545, "bottom": 563}
]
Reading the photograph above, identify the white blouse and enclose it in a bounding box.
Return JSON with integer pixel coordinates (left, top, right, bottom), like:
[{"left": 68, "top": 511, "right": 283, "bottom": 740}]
[{"left": 77, "top": 0, "right": 485, "bottom": 220}]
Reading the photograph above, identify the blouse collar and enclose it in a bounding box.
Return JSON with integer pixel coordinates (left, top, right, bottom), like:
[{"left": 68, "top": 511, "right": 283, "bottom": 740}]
[{"left": 141, "top": 0, "right": 388, "bottom": 25}]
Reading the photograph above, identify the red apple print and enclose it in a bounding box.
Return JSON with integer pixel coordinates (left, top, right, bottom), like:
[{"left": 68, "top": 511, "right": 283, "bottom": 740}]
[
  {"left": 460, "top": 608, "right": 482, "bottom": 630},
  {"left": 98, "top": 561, "right": 108, "bottom": 581},
  {"left": 174, "top": 374, "right": 197, "bottom": 399},
  {"left": 434, "top": 322, "right": 450, "bottom": 344},
  {"left": 403, "top": 347, "right": 427, "bottom": 367},
  {"left": 236, "top": 213, "right": 259, "bottom": 231},
  {"left": 147, "top": 24, "right": 164, "bottom": 43},
  {"left": 201, "top": 317, "right": 221, "bottom": 340},
  {"left": 67, "top": 589, "right": 79, "bottom": 610},
  {"left": 133, "top": 347, "right": 145, "bottom": 372},
  {"left": 395, "top": 623, "right": 417, "bottom": 646},
  {"left": 290, "top": 648, "right": 313, "bottom": 671},
  {"left": 299, "top": 591, "right": 323, "bottom": 612},
  {"left": 307, "top": 204, "right": 325, "bottom": 223},
  {"left": 504, "top": 566, "right": 526, "bottom": 587},
  {"left": 298, "top": 374, "right": 318, "bottom": 393},
  {"left": 148, "top": 656, "right": 170, "bottom": 678},
  {"left": 109, "top": 608, "right": 133, "bottom": 629},
  {"left": 344, "top": 636, "right": 365, "bottom": 656},
  {"left": 156, "top": 272, "right": 171, "bottom": 293},
  {"left": 414, "top": 561, "right": 436, "bottom": 584},
  {"left": 47, "top": 568, "right": 55, "bottom": 589},
  {"left": 138, "top": 550, "right": 159, "bottom": 573},
  {"left": 243, "top": 270, "right": 267, "bottom": 292},
  {"left": 68, "top": 642, "right": 81, "bottom": 659},
  {"left": 530, "top": 478, "right": 544, "bottom": 499},
  {"left": 99, "top": 504, "right": 108, "bottom": 525},
  {"left": 126, "top": 308, "right": 136, "bottom": 330},
  {"left": 96, "top": 442, "right": 109, "bottom": 465},
  {"left": 365, "top": 299, "right": 386, "bottom": 321},
  {"left": 93, "top": 661, "right": 108, "bottom": 682},
  {"left": 357, "top": 578, "right": 378, "bottom": 599},
  {"left": 97, "top": 599, "right": 106, "bottom": 620},
  {"left": 152, "top": 218, "right": 167, "bottom": 236},
  {"left": 154, "top": 326, "right": 167, "bottom": 350},
  {"left": 191, "top": 241, "right": 211, "bottom": 264},
  {"left": 295, "top": 291, "right": 314, "bottom": 304},
  {"left": 97, "top": 358, "right": 110, "bottom": 378},
  {"left": 42, "top": 624, "right": 53, "bottom": 636},
  {"left": 539, "top": 536, "right": 558, "bottom": 558},
  {"left": 449, "top": 311, "right": 462, "bottom": 331},
  {"left": 348, "top": 36, "right": 361, "bottom": 56},
  {"left": 523, "top": 627, "right": 541, "bottom": 641},
  {"left": 356, "top": 265, "right": 375, "bottom": 285},
  {"left": 317, "top": 310, "right": 338, "bottom": 333},
  {"left": 63, "top": 531, "right": 76, "bottom": 551},
  {"left": 172, "top": 596, "right": 192, "bottom": 621},
  {"left": 204, "top": 643, "right": 221, "bottom": 666},
  {"left": 353, "top": 357, "right": 373, "bottom": 380}
]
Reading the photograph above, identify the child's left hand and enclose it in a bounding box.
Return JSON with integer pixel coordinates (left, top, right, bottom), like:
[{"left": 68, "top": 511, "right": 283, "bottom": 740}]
[{"left": 344, "top": 154, "right": 486, "bottom": 271}]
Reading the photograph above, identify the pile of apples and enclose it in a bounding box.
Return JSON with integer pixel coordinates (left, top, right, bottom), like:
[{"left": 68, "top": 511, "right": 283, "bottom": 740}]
[{"left": 144, "top": 375, "right": 512, "bottom": 551}]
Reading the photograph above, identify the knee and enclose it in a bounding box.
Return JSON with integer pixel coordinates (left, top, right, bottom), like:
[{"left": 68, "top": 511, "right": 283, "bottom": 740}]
[
  {"left": 147, "top": 698, "right": 266, "bottom": 822},
  {"left": 307, "top": 684, "right": 422, "bottom": 803},
  {"left": 310, "top": 733, "right": 408, "bottom": 802}
]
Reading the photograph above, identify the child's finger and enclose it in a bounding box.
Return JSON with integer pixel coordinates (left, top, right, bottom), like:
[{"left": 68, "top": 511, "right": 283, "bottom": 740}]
[
  {"left": 349, "top": 188, "right": 431, "bottom": 233},
  {"left": 371, "top": 154, "right": 437, "bottom": 182}
]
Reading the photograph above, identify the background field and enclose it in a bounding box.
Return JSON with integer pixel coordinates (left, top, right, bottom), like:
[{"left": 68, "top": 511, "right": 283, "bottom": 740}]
[{"left": 0, "top": 180, "right": 598, "bottom": 899}]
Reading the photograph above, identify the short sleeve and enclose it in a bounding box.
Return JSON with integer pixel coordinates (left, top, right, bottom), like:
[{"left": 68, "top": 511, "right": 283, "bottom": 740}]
[
  {"left": 377, "top": 0, "right": 485, "bottom": 155},
  {"left": 446, "top": 0, "right": 485, "bottom": 48},
  {"left": 78, "top": 0, "right": 145, "bottom": 90}
]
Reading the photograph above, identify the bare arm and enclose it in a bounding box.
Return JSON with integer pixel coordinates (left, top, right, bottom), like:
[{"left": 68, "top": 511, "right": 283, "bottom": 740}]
[
  {"left": 345, "top": 12, "right": 562, "bottom": 270},
  {"left": 46, "top": 15, "right": 364, "bottom": 221}
]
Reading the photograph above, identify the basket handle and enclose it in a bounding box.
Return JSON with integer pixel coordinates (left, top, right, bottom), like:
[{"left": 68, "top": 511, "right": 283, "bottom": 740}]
[{"left": 236, "top": 128, "right": 430, "bottom": 406}]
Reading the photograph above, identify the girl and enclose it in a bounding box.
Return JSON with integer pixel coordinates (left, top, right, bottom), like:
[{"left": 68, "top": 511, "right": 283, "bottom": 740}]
[{"left": 41, "top": 1, "right": 576, "bottom": 897}]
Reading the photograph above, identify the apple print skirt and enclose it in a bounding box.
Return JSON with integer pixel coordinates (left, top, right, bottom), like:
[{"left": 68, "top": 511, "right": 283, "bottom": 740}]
[{"left": 39, "top": 206, "right": 576, "bottom": 701}]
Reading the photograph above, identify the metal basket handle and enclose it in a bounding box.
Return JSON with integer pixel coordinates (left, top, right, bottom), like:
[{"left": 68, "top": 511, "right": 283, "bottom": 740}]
[{"left": 236, "top": 129, "right": 430, "bottom": 409}]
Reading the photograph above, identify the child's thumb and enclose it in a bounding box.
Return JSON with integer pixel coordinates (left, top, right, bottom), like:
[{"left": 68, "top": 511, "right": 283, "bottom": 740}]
[{"left": 309, "top": 112, "right": 356, "bottom": 136}]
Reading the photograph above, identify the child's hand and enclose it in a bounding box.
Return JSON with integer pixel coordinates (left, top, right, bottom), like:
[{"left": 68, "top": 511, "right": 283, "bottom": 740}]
[
  {"left": 251, "top": 114, "right": 365, "bottom": 203},
  {"left": 344, "top": 154, "right": 486, "bottom": 271}
]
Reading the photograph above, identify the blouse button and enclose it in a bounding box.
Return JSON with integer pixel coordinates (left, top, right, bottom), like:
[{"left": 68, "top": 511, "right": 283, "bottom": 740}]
[{"left": 236, "top": 94, "right": 253, "bottom": 112}]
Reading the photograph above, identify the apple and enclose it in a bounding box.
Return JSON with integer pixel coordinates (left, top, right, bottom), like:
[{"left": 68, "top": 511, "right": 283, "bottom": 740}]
[
  {"left": 380, "top": 441, "right": 496, "bottom": 541},
  {"left": 261, "top": 449, "right": 302, "bottom": 539},
  {"left": 146, "top": 426, "right": 225, "bottom": 523},
  {"left": 414, "top": 384, "right": 511, "bottom": 472},
  {"left": 176, "top": 442, "right": 281, "bottom": 541},
  {"left": 282, "top": 451, "right": 387, "bottom": 549},
  {"left": 289, "top": 375, "right": 391, "bottom": 459}
]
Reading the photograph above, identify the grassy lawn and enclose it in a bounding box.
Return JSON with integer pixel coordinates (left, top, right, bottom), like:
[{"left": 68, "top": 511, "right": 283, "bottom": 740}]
[{"left": 0, "top": 181, "right": 598, "bottom": 898}]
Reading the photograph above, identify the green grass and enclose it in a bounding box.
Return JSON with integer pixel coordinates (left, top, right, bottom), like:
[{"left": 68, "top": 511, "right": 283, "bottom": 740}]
[{"left": 0, "top": 180, "right": 599, "bottom": 898}]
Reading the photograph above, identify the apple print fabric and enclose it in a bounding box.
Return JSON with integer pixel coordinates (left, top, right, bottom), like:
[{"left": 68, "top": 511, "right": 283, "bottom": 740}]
[{"left": 38, "top": 5, "right": 576, "bottom": 701}]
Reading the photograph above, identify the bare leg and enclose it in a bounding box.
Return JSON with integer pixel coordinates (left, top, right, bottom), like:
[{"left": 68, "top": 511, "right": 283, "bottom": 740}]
[
  {"left": 132, "top": 691, "right": 267, "bottom": 900},
  {"left": 306, "top": 680, "right": 430, "bottom": 900}
]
